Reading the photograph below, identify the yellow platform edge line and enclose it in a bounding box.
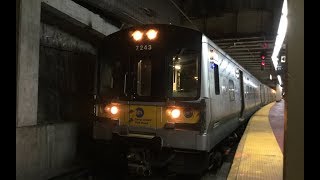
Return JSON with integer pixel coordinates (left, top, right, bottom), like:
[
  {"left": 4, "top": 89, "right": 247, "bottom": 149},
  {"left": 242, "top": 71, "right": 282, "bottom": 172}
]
[{"left": 227, "top": 102, "right": 283, "bottom": 180}]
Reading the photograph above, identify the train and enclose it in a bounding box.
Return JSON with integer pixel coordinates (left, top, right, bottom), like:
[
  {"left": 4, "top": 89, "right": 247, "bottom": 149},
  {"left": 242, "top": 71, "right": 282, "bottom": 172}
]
[
  {"left": 276, "top": 84, "right": 283, "bottom": 102},
  {"left": 93, "top": 24, "right": 276, "bottom": 176}
]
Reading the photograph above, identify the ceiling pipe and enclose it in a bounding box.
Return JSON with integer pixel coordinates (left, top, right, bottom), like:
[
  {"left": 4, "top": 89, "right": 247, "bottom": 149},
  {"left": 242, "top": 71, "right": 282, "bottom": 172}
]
[{"left": 169, "top": 0, "right": 200, "bottom": 31}]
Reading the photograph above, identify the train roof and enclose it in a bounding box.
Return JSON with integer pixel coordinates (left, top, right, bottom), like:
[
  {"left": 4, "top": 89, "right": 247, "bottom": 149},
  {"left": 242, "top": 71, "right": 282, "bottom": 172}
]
[
  {"left": 202, "top": 34, "right": 264, "bottom": 86},
  {"left": 106, "top": 24, "right": 270, "bottom": 89}
]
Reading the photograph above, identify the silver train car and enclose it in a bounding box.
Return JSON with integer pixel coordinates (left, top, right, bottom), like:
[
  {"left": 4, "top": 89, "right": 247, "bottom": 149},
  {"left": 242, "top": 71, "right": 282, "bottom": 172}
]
[{"left": 93, "top": 24, "right": 276, "bottom": 175}]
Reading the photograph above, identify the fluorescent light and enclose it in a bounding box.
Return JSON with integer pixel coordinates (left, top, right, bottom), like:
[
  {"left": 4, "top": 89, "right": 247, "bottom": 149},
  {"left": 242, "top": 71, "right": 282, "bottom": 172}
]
[
  {"left": 277, "top": 16, "right": 288, "bottom": 36},
  {"left": 270, "top": 74, "right": 272, "bottom": 80},
  {"left": 277, "top": 75, "right": 282, "bottom": 85},
  {"left": 282, "top": 0, "right": 288, "bottom": 16},
  {"left": 271, "top": 0, "right": 288, "bottom": 70}
]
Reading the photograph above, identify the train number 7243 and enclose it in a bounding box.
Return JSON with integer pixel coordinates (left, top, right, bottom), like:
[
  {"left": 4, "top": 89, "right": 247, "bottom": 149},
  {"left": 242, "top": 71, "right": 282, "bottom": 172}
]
[{"left": 136, "top": 45, "right": 152, "bottom": 51}]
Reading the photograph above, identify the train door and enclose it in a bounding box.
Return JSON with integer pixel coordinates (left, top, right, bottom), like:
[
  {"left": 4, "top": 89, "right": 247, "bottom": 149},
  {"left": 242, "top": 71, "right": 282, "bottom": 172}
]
[
  {"left": 266, "top": 88, "right": 269, "bottom": 103},
  {"left": 260, "top": 84, "right": 265, "bottom": 105},
  {"left": 126, "top": 55, "right": 162, "bottom": 131},
  {"left": 239, "top": 70, "right": 245, "bottom": 120}
]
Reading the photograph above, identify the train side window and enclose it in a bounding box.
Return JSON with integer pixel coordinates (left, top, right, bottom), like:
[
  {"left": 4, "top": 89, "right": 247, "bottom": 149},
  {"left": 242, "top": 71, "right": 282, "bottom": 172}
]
[
  {"left": 214, "top": 63, "right": 220, "bottom": 95},
  {"left": 99, "top": 59, "right": 123, "bottom": 96},
  {"left": 245, "top": 86, "right": 249, "bottom": 98},
  {"left": 255, "top": 88, "right": 257, "bottom": 98},
  {"left": 228, "top": 79, "right": 235, "bottom": 101},
  {"left": 251, "top": 87, "right": 254, "bottom": 99}
]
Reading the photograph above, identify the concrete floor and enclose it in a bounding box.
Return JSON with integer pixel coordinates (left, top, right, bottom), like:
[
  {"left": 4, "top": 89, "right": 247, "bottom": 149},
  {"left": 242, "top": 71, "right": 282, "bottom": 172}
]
[{"left": 269, "top": 100, "right": 284, "bottom": 153}]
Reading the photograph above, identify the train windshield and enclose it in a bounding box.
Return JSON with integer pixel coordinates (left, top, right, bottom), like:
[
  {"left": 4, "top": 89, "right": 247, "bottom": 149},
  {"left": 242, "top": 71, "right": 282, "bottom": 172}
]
[
  {"left": 99, "top": 55, "right": 165, "bottom": 101},
  {"left": 171, "top": 49, "right": 200, "bottom": 99},
  {"left": 99, "top": 49, "right": 200, "bottom": 101}
]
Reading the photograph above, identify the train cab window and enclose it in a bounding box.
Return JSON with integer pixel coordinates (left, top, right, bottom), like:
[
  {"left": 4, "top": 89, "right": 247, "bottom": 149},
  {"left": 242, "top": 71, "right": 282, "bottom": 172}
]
[
  {"left": 228, "top": 79, "right": 235, "bottom": 101},
  {"left": 172, "top": 49, "right": 200, "bottom": 99},
  {"left": 100, "top": 63, "right": 113, "bottom": 90},
  {"left": 99, "top": 59, "right": 123, "bottom": 96}
]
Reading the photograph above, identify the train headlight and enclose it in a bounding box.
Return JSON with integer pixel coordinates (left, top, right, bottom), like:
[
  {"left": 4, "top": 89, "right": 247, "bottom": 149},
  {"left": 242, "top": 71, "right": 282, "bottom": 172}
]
[
  {"left": 110, "top": 106, "right": 119, "bottom": 115},
  {"left": 146, "top": 29, "right": 158, "bottom": 40},
  {"left": 166, "top": 107, "right": 183, "bottom": 122},
  {"left": 104, "top": 104, "right": 120, "bottom": 120},
  {"left": 132, "top": 30, "right": 143, "bottom": 41},
  {"left": 171, "top": 109, "right": 181, "bottom": 119}
]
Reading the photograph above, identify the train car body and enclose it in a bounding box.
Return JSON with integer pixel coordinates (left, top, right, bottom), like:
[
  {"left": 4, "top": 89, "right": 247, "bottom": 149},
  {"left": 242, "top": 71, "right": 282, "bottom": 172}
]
[
  {"left": 276, "top": 84, "right": 283, "bottom": 102},
  {"left": 93, "top": 24, "right": 275, "bottom": 175}
]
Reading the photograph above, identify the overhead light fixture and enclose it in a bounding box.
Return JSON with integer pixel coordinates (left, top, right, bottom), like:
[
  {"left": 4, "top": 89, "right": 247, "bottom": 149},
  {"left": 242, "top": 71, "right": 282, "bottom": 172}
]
[{"left": 271, "top": 0, "right": 288, "bottom": 70}]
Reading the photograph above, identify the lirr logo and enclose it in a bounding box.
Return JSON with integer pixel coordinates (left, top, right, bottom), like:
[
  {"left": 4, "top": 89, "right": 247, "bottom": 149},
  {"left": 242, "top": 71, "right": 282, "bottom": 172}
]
[{"left": 136, "top": 108, "right": 144, "bottom": 118}]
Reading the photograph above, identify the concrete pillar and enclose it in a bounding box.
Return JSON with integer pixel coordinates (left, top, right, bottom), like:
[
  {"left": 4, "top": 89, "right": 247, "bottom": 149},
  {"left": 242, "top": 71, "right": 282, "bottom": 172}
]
[
  {"left": 41, "top": 0, "right": 118, "bottom": 38},
  {"left": 16, "top": 0, "right": 41, "bottom": 127},
  {"left": 284, "top": 0, "right": 304, "bottom": 179}
]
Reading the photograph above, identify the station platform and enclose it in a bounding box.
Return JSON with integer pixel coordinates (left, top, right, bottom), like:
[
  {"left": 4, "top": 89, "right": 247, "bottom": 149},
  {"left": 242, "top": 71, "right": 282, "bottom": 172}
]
[{"left": 227, "top": 101, "right": 284, "bottom": 180}]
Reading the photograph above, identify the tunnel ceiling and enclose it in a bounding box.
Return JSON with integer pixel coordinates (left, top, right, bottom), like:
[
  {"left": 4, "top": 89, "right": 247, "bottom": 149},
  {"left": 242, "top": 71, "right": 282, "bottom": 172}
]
[
  {"left": 176, "top": 0, "right": 284, "bottom": 89},
  {"left": 71, "top": 0, "right": 285, "bottom": 89}
]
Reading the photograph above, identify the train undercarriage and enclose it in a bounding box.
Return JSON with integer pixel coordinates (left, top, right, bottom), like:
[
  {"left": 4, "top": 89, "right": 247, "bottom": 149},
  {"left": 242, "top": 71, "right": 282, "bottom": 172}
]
[{"left": 111, "top": 129, "right": 242, "bottom": 177}]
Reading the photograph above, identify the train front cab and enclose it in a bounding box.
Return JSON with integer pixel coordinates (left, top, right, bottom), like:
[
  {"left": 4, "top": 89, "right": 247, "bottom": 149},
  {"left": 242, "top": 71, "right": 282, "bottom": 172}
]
[
  {"left": 93, "top": 25, "right": 276, "bottom": 175},
  {"left": 93, "top": 25, "right": 211, "bottom": 175}
]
